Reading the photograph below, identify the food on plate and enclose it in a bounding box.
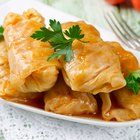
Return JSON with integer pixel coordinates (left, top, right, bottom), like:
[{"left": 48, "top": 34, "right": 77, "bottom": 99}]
[
  {"left": 1, "top": 8, "right": 140, "bottom": 122},
  {"left": 0, "top": 40, "right": 18, "bottom": 97},
  {"left": 113, "top": 87, "right": 140, "bottom": 120},
  {"left": 3, "top": 9, "right": 60, "bottom": 93},
  {"left": 44, "top": 75, "right": 97, "bottom": 115},
  {"left": 100, "top": 86, "right": 140, "bottom": 122},
  {"left": 99, "top": 92, "right": 137, "bottom": 121},
  {"left": 0, "top": 40, "right": 40, "bottom": 99},
  {"left": 106, "top": 41, "right": 139, "bottom": 76},
  {"left": 60, "top": 22, "right": 126, "bottom": 94}
]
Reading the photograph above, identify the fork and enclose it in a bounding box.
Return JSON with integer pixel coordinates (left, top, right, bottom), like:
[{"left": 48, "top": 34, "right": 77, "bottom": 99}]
[{"left": 104, "top": 11, "right": 140, "bottom": 51}]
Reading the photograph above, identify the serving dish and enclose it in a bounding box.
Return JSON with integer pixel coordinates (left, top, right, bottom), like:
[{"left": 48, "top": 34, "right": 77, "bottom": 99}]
[{"left": 0, "top": 0, "right": 140, "bottom": 127}]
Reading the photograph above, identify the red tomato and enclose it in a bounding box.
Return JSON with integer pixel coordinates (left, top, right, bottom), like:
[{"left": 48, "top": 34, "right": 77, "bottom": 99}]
[
  {"left": 106, "top": 0, "right": 126, "bottom": 5},
  {"left": 131, "top": 0, "right": 140, "bottom": 11}
]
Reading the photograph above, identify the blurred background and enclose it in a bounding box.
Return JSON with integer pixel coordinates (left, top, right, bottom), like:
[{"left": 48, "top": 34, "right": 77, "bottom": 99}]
[{"left": 0, "top": 0, "right": 140, "bottom": 36}]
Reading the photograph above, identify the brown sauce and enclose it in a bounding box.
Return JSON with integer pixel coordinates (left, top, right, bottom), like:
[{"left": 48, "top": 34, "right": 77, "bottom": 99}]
[
  {"left": 0, "top": 93, "right": 122, "bottom": 122},
  {"left": 1, "top": 94, "right": 104, "bottom": 120},
  {"left": 1, "top": 94, "right": 45, "bottom": 109}
]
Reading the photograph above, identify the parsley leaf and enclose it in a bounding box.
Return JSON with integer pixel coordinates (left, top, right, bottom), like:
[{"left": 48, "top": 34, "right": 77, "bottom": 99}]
[
  {"left": 49, "top": 19, "right": 62, "bottom": 32},
  {"left": 31, "top": 19, "right": 87, "bottom": 62},
  {"left": 48, "top": 43, "right": 73, "bottom": 62},
  {"left": 125, "top": 70, "right": 140, "bottom": 94},
  {"left": 0, "top": 26, "right": 4, "bottom": 39},
  {"left": 31, "top": 27, "right": 55, "bottom": 42},
  {"left": 64, "top": 25, "right": 84, "bottom": 40}
]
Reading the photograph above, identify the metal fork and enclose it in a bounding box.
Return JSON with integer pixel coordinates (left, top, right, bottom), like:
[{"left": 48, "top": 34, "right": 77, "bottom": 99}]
[{"left": 104, "top": 11, "right": 140, "bottom": 51}]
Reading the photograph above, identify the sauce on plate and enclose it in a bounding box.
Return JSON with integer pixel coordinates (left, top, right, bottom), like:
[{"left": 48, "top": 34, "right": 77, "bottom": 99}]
[{"left": 0, "top": 93, "right": 126, "bottom": 121}]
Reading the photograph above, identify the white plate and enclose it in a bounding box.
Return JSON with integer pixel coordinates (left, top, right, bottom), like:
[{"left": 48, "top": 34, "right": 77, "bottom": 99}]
[{"left": 0, "top": 0, "right": 140, "bottom": 127}]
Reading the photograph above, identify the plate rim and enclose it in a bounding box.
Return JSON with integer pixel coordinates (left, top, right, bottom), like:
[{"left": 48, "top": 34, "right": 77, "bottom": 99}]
[{"left": 1, "top": 98, "right": 140, "bottom": 127}]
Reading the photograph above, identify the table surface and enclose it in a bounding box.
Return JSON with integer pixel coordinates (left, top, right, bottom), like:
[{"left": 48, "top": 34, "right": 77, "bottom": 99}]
[{"left": 0, "top": 0, "right": 140, "bottom": 140}]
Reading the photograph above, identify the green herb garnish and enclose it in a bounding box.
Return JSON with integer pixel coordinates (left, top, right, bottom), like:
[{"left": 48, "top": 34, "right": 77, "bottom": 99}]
[
  {"left": 31, "top": 19, "right": 87, "bottom": 62},
  {"left": 125, "top": 70, "right": 140, "bottom": 94},
  {"left": 0, "top": 26, "right": 4, "bottom": 39}
]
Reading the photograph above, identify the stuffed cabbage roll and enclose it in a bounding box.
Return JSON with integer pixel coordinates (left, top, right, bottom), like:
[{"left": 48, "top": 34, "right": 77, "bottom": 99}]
[
  {"left": 100, "top": 88, "right": 140, "bottom": 122},
  {"left": 0, "top": 40, "right": 40, "bottom": 99},
  {"left": 114, "top": 87, "right": 140, "bottom": 120},
  {"left": 99, "top": 92, "right": 137, "bottom": 121},
  {"left": 44, "top": 75, "right": 97, "bottom": 115},
  {"left": 60, "top": 21, "right": 126, "bottom": 94},
  {"left": 3, "top": 9, "right": 60, "bottom": 93},
  {"left": 107, "top": 42, "right": 139, "bottom": 76},
  {"left": 99, "top": 47, "right": 139, "bottom": 121}
]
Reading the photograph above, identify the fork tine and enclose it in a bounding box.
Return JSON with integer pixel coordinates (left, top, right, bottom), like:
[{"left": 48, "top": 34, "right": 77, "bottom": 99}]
[
  {"left": 104, "top": 13, "right": 137, "bottom": 50},
  {"left": 112, "top": 11, "right": 140, "bottom": 46},
  {"left": 118, "top": 13, "right": 140, "bottom": 39}
]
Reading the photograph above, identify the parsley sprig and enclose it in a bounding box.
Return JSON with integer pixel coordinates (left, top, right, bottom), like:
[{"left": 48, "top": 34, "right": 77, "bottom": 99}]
[
  {"left": 125, "top": 70, "right": 140, "bottom": 94},
  {"left": 0, "top": 26, "right": 4, "bottom": 39},
  {"left": 31, "top": 19, "right": 87, "bottom": 62}
]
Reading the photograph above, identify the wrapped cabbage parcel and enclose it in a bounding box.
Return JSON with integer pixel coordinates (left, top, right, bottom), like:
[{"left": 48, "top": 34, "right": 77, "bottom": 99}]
[
  {"left": 44, "top": 75, "right": 97, "bottom": 115},
  {"left": 106, "top": 41, "right": 139, "bottom": 77},
  {"left": 0, "top": 40, "right": 17, "bottom": 96},
  {"left": 3, "top": 9, "right": 60, "bottom": 93},
  {"left": 114, "top": 87, "right": 140, "bottom": 121},
  {"left": 99, "top": 92, "right": 137, "bottom": 122},
  {"left": 100, "top": 87, "right": 140, "bottom": 122},
  {"left": 0, "top": 40, "right": 39, "bottom": 99},
  {"left": 99, "top": 46, "right": 140, "bottom": 122},
  {"left": 60, "top": 21, "right": 126, "bottom": 94}
]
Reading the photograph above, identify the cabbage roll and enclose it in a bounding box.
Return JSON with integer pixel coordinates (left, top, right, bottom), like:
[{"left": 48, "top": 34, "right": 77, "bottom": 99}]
[
  {"left": 99, "top": 93, "right": 136, "bottom": 121},
  {"left": 99, "top": 45, "right": 139, "bottom": 121},
  {"left": 0, "top": 40, "right": 40, "bottom": 99},
  {"left": 44, "top": 75, "right": 97, "bottom": 115},
  {"left": 3, "top": 9, "right": 60, "bottom": 93},
  {"left": 107, "top": 42, "right": 139, "bottom": 76},
  {"left": 60, "top": 21, "right": 126, "bottom": 94},
  {"left": 114, "top": 87, "right": 140, "bottom": 119}
]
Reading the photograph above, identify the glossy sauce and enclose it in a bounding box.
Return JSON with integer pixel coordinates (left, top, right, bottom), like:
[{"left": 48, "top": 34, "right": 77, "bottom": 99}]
[
  {"left": 1, "top": 92, "right": 125, "bottom": 121},
  {"left": 1, "top": 94, "right": 102, "bottom": 119},
  {"left": 0, "top": 93, "right": 105, "bottom": 121},
  {"left": 1, "top": 94, "right": 45, "bottom": 109}
]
